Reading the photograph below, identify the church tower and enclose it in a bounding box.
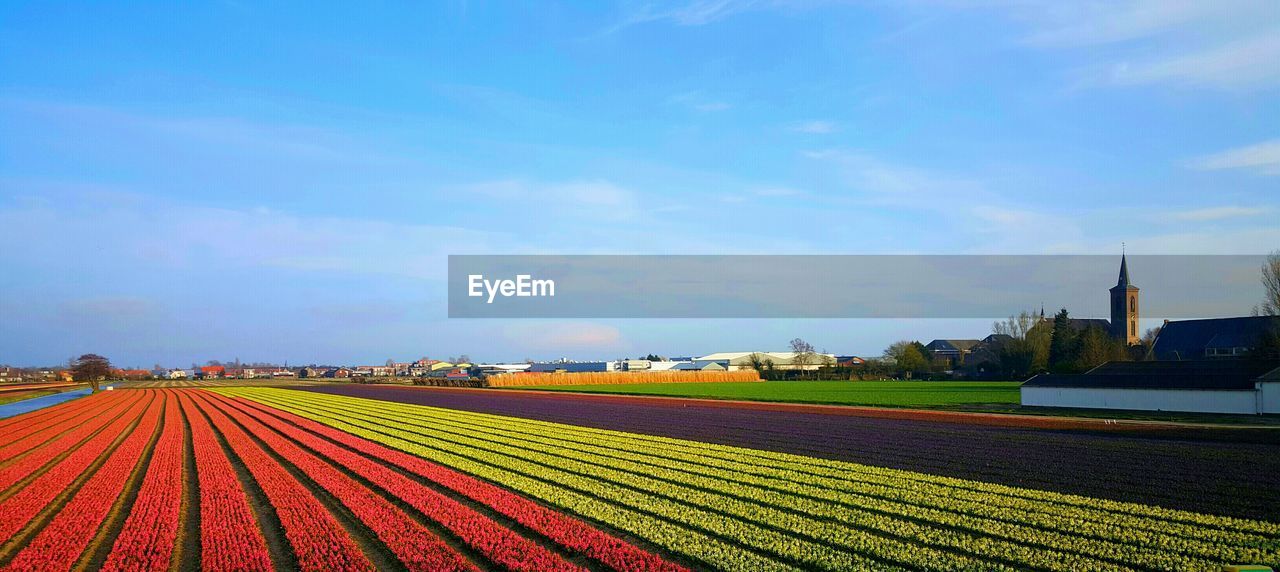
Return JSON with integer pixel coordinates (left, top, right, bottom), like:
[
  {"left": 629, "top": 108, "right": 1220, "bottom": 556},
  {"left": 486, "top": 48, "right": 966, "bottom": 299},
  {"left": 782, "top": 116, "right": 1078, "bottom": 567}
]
[{"left": 1109, "top": 253, "right": 1139, "bottom": 345}]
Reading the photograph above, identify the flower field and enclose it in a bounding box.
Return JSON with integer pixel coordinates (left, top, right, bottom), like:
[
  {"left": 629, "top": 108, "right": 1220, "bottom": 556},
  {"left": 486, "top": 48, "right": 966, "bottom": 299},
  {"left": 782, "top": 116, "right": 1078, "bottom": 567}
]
[
  {"left": 2, "top": 387, "right": 1278, "bottom": 571},
  {"left": 0, "top": 389, "right": 685, "bottom": 572}
]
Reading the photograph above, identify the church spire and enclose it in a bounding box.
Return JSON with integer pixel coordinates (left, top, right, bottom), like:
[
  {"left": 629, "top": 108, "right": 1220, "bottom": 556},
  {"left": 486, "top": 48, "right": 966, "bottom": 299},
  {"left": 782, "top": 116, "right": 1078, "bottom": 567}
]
[{"left": 1117, "top": 252, "right": 1130, "bottom": 288}]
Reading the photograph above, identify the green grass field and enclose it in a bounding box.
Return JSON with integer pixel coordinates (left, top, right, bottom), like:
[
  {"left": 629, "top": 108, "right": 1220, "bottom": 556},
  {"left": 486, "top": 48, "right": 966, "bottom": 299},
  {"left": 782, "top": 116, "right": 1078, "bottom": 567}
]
[{"left": 520, "top": 380, "right": 1023, "bottom": 408}]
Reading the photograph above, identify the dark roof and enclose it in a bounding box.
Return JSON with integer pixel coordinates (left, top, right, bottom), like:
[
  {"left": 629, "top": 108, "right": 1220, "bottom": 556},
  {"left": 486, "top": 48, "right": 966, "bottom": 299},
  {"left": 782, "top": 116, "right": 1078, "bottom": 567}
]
[
  {"left": 925, "top": 339, "right": 982, "bottom": 352},
  {"left": 1151, "top": 316, "right": 1280, "bottom": 361},
  {"left": 1023, "top": 359, "right": 1280, "bottom": 390},
  {"left": 1031, "top": 317, "right": 1111, "bottom": 333},
  {"left": 1069, "top": 318, "right": 1111, "bottom": 331},
  {"left": 982, "top": 334, "right": 1013, "bottom": 345}
]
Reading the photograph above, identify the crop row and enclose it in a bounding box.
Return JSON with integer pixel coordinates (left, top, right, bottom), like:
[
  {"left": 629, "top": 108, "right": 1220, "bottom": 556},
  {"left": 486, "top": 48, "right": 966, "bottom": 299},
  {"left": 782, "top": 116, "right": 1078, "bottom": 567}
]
[
  {"left": 0, "top": 392, "right": 155, "bottom": 550},
  {"left": 0, "top": 388, "right": 689, "bottom": 572},
  {"left": 0, "top": 393, "right": 119, "bottom": 461},
  {"left": 353, "top": 394, "right": 1274, "bottom": 562},
  {"left": 5, "top": 392, "right": 165, "bottom": 570},
  {"left": 224, "top": 392, "right": 690, "bottom": 572},
  {"left": 423, "top": 382, "right": 1277, "bottom": 521},
  {"left": 0, "top": 392, "right": 144, "bottom": 494},
  {"left": 323, "top": 388, "right": 1279, "bottom": 539},
  {"left": 226, "top": 389, "right": 902, "bottom": 571},
  {"left": 103, "top": 391, "right": 188, "bottom": 571},
  {"left": 190, "top": 391, "right": 475, "bottom": 572},
  {"left": 203, "top": 392, "right": 580, "bottom": 571},
  {"left": 179, "top": 390, "right": 273, "bottom": 571},
  {"left": 189, "top": 391, "right": 376, "bottom": 571},
  {"left": 227, "top": 388, "right": 1280, "bottom": 572},
  {"left": 239, "top": 390, "right": 1072, "bottom": 570}
]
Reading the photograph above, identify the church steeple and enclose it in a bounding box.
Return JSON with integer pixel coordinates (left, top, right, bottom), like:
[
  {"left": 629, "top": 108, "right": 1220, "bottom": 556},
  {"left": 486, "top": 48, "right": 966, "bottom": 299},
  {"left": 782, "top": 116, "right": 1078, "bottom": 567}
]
[
  {"left": 1109, "top": 251, "right": 1139, "bottom": 345},
  {"left": 1116, "top": 253, "right": 1131, "bottom": 289}
]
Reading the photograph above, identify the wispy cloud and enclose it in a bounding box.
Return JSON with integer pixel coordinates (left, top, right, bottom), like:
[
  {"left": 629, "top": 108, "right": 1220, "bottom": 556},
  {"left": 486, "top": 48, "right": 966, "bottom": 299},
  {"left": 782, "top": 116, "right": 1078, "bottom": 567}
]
[
  {"left": 788, "top": 120, "right": 837, "bottom": 134},
  {"left": 2, "top": 98, "right": 394, "bottom": 165},
  {"left": 949, "top": 0, "right": 1280, "bottom": 90},
  {"left": 1188, "top": 139, "right": 1280, "bottom": 175},
  {"left": 1019, "top": 0, "right": 1228, "bottom": 48},
  {"left": 461, "top": 179, "right": 642, "bottom": 220},
  {"left": 602, "top": 0, "right": 844, "bottom": 34},
  {"left": 605, "top": 0, "right": 760, "bottom": 33},
  {"left": 803, "top": 149, "right": 985, "bottom": 206},
  {"left": 503, "top": 322, "right": 626, "bottom": 352},
  {"left": 667, "top": 91, "right": 732, "bottom": 112},
  {"left": 754, "top": 187, "right": 803, "bottom": 197},
  {"left": 1160, "top": 205, "right": 1273, "bottom": 222},
  {"left": 1103, "top": 34, "right": 1280, "bottom": 89}
]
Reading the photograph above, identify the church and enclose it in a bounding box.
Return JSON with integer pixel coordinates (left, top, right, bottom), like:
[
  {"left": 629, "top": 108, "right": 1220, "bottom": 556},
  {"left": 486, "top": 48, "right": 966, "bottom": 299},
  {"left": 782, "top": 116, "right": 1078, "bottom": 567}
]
[
  {"left": 1028, "top": 254, "right": 1140, "bottom": 343},
  {"left": 1020, "top": 254, "right": 1280, "bottom": 414}
]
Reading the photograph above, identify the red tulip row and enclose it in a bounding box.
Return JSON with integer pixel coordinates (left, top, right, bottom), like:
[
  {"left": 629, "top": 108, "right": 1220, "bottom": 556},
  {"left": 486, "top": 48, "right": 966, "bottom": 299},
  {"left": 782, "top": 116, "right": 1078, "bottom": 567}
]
[
  {"left": 0, "top": 392, "right": 131, "bottom": 463},
  {"left": 190, "top": 394, "right": 376, "bottom": 572},
  {"left": 5, "top": 392, "right": 166, "bottom": 571},
  {"left": 102, "top": 392, "right": 187, "bottom": 572},
  {"left": 0, "top": 393, "right": 113, "bottom": 451},
  {"left": 0, "top": 393, "right": 155, "bottom": 544},
  {"left": 0, "top": 392, "right": 144, "bottom": 493},
  {"left": 0, "top": 388, "right": 104, "bottom": 431},
  {"left": 174, "top": 392, "right": 271, "bottom": 572},
  {"left": 226, "top": 394, "right": 687, "bottom": 572},
  {"left": 2, "top": 389, "right": 687, "bottom": 572},
  {"left": 192, "top": 393, "right": 478, "bottom": 572},
  {"left": 208, "top": 392, "right": 577, "bottom": 572}
]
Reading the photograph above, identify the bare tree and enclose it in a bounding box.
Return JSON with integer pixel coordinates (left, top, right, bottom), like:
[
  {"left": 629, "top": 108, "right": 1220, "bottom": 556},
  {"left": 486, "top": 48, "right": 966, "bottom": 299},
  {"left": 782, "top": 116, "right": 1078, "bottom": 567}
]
[
  {"left": 72, "top": 354, "right": 112, "bottom": 392},
  {"left": 993, "top": 310, "right": 1039, "bottom": 340},
  {"left": 789, "top": 338, "right": 817, "bottom": 378},
  {"left": 1257, "top": 250, "right": 1280, "bottom": 316},
  {"left": 1141, "top": 325, "right": 1161, "bottom": 348}
]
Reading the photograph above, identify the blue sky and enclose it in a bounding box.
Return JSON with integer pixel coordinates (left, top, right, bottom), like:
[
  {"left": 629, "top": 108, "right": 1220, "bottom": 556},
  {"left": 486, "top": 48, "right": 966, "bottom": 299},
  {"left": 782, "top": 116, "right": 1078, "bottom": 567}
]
[{"left": 2, "top": 1, "right": 1277, "bottom": 367}]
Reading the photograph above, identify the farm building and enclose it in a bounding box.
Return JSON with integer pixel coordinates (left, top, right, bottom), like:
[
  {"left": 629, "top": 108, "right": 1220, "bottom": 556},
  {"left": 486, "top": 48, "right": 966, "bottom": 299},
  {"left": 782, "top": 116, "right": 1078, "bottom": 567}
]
[
  {"left": 923, "top": 340, "right": 982, "bottom": 361},
  {"left": 529, "top": 361, "right": 617, "bottom": 373},
  {"left": 196, "top": 365, "right": 225, "bottom": 379},
  {"left": 1150, "top": 316, "right": 1280, "bottom": 360},
  {"left": 693, "top": 352, "right": 836, "bottom": 371},
  {"left": 471, "top": 364, "right": 532, "bottom": 378},
  {"left": 1021, "top": 360, "right": 1280, "bottom": 414}
]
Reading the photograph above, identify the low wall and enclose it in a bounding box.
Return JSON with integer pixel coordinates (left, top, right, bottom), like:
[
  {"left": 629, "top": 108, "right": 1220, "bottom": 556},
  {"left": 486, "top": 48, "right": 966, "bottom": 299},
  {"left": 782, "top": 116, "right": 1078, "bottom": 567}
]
[
  {"left": 1021, "top": 386, "right": 1258, "bottom": 414},
  {"left": 1259, "top": 382, "right": 1280, "bottom": 414},
  {"left": 487, "top": 370, "right": 761, "bottom": 388}
]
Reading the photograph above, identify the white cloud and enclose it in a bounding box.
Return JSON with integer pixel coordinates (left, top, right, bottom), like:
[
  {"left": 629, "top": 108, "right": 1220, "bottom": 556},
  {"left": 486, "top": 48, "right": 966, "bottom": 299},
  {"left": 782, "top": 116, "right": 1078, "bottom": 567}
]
[
  {"left": 605, "top": 0, "right": 765, "bottom": 32},
  {"left": 788, "top": 120, "right": 837, "bottom": 134},
  {"left": 754, "top": 187, "right": 803, "bottom": 197},
  {"left": 502, "top": 322, "right": 626, "bottom": 352},
  {"left": 1104, "top": 33, "right": 1280, "bottom": 89},
  {"left": 0, "top": 189, "right": 510, "bottom": 280},
  {"left": 1162, "top": 206, "right": 1272, "bottom": 221},
  {"left": 667, "top": 91, "right": 732, "bottom": 112},
  {"left": 803, "top": 149, "right": 985, "bottom": 206},
  {"left": 1189, "top": 139, "right": 1280, "bottom": 175},
  {"left": 1019, "top": 0, "right": 1228, "bottom": 47},
  {"left": 460, "top": 179, "right": 641, "bottom": 220},
  {"left": 934, "top": 0, "right": 1280, "bottom": 90}
]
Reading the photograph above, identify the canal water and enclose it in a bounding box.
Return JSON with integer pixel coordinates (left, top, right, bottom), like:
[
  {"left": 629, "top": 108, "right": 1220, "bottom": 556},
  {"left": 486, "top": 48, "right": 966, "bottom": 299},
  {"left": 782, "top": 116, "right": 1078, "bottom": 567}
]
[{"left": 0, "top": 387, "right": 94, "bottom": 419}]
